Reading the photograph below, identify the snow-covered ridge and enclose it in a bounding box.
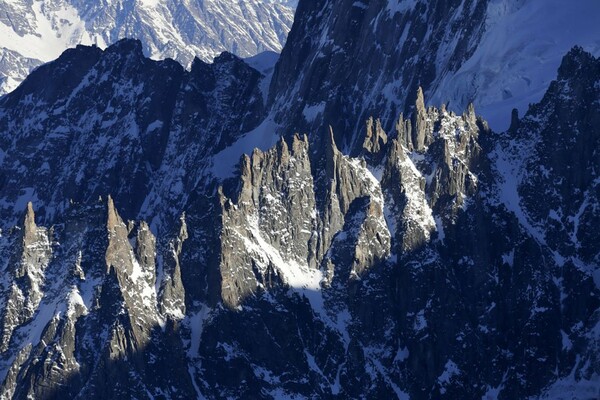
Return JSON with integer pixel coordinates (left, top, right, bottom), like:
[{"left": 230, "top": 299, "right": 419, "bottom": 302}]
[
  {"left": 0, "top": 0, "right": 296, "bottom": 95},
  {"left": 429, "top": 0, "right": 600, "bottom": 130}
]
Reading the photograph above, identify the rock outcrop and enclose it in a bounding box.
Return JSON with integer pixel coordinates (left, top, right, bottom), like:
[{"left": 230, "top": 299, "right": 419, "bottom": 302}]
[
  {"left": 219, "top": 133, "right": 390, "bottom": 308},
  {"left": 0, "top": 203, "right": 52, "bottom": 353},
  {"left": 0, "top": 0, "right": 296, "bottom": 95}
]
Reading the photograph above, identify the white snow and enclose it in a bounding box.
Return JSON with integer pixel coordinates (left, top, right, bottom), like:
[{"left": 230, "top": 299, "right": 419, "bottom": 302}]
[
  {"left": 492, "top": 142, "right": 546, "bottom": 245},
  {"left": 146, "top": 120, "right": 163, "bottom": 133},
  {"left": 569, "top": 192, "right": 590, "bottom": 248},
  {"left": 269, "top": 388, "right": 308, "bottom": 400},
  {"left": 363, "top": 346, "right": 411, "bottom": 399},
  {"left": 223, "top": 149, "right": 387, "bottom": 348},
  {"left": 431, "top": 0, "right": 600, "bottom": 131},
  {"left": 386, "top": 0, "right": 417, "bottom": 15},
  {"left": 183, "top": 305, "right": 211, "bottom": 400},
  {"left": 0, "top": 2, "right": 91, "bottom": 62},
  {"left": 501, "top": 249, "right": 514, "bottom": 267},
  {"left": 331, "top": 362, "right": 345, "bottom": 395},
  {"left": 538, "top": 356, "right": 600, "bottom": 400},
  {"left": 434, "top": 216, "right": 445, "bottom": 242},
  {"left": 244, "top": 51, "right": 280, "bottom": 75},
  {"left": 210, "top": 117, "right": 281, "bottom": 179},
  {"left": 129, "top": 251, "right": 162, "bottom": 320},
  {"left": 244, "top": 51, "right": 280, "bottom": 104},
  {"left": 399, "top": 151, "right": 436, "bottom": 237},
  {"left": 482, "top": 382, "right": 504, "bottom": 399},
  {"left": 438, "top": 359, "right": 460, "bottom": 386},
  {"left": 243, "top": 213, "right": 326, "bottom": 314},
  {"left": 394, "top": 344, "right": 409, "bottom": 363},
  {"left": 0, "top": 0, "right": 296, "bottom": 95},
  {"left": 413, "top": 309, "right": 427, "bottom": 332},
  {"left": 18, "top": 300, "right": 55, "bottom": 346},
  {"left": 561, "top": 329, "right": 573, "bottom": 351},
  {"left": 65, "top": 285, "right": 87, "bottom": 318},
  {"left": 302, "top": 102, "right": 326, "bottom": 122},
  {"left": 303, "top": 349, "right": 330, "bottom": 387}
]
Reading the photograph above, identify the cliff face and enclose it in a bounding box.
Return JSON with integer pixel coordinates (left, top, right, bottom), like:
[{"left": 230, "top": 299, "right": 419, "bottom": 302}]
[
  {"left": 268, "top": 0, "right": 489, "bottom": 153},
  {"left": 0, "top": 198, "right": 197, "bottom": 399},
  {"left": 268, "top": 0, "right": 600, "bottom": 146},
  {"left": 1, "top": 48, "right": 599, "bottom": 396},
  {"left": 0, "top": 203, "right": 52, "bottom": 354},
  {"left": 219, "top": 132, "right": 390, "bottom": 308},
  {"left": 0, "top": 39, "right": 267, "bottom": 226}
]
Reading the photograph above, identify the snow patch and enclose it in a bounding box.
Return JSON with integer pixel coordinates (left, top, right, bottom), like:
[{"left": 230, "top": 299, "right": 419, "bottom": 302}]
[
  {"left": 431, "top": 0, "right": 600, "bottom": 131},
  {"left": 244, "top": 51, "right": 280, "bottom": 75},
  {"left": 561, "top": 329, "right": 573, "bottom": 351},
  {"left": 492, "top": 143, "right": 546, "bottom": 245},
  {"left": 210, "top": 117, "right": 280, "bottom": 180},
  {"left": 386, "top": 0, "right": 417, "bottom": 15},
  {"left": 434, "top": 216, "right": 445, "bottom": 242},
  {"left": 438, "top": 359, "right": 460, "bottom": 387},
  {"left": 302, "top": 102, "right": 326, "bottom": 122}
]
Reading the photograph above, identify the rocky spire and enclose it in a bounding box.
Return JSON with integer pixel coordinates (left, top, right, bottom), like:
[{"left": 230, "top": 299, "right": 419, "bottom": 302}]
[
  {"left": 104, "top": 195, "right": 161, "bottom": 343},
  {"left": 159, "top": 213, "right": 188, "bottom": 319},
  {"left": 413, "top": 87, "right": 428, "bottom": 151},
  {"left": 396, "top": 113, "right": 413, "bottom": 151},
  {"left": 325, "top": 125, "right": 339, "bottom": 178},
  {"left": 509, "top": 108, "right": 520, "bottom": 132},
  {"left": 106, "top": 195, "right": 120, "bottom": 236},
  {"left": 23, "top": 202, "right": 37, "bottom": 244},
  {"left": 0, "top": 203, "right": 52, "bottom": 353},
  {"left": 362, "top": 117, "right": 388, "bottom": 156}
]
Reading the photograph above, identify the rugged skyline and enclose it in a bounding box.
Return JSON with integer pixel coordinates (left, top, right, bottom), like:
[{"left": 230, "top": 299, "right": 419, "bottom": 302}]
[{"left": 0, "top": 0, "right": 297, "bottom": 95}]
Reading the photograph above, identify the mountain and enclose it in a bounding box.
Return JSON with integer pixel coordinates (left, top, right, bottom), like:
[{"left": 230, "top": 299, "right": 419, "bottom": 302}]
[
  {"left": 431, "top": 0, "right": 600, "bottom": 130},
  {"left": 269, "top": 0, "right": 600, "bottom": 143},
  {"left": 0, "top": 0, "right": 599, "bottom": 399},
  {"left": 0, "top": 0, "right": 296, "bottom": 95}
]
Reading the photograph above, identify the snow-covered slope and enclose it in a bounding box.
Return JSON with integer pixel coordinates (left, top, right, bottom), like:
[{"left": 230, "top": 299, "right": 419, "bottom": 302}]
[
  {"left": 0, "top": 0, "right": 296, "bottom": 95},
  {"left": 429, "top": 0, "right": 600, "bottom": 130}
]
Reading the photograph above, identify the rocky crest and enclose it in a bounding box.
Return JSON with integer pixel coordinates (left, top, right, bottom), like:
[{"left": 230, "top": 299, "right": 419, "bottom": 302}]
[
  {"left": 0, "top": 198, "right": 198, "bottom": 399},
  {"left": 0, "top": 39, "right": 267, "bottom": 226},
  {"left": 268, "top": 0, "right": 600, "bottom": 147},
  {"left": 0, "top": 203, "right": 52, "bottom": 353},
  {"left": 0, "top": 0, "right": 296, "bottom": 95}
]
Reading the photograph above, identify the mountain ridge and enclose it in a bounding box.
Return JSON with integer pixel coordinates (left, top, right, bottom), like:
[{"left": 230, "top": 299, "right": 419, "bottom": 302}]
[
  {"left": 0, "top": 0, "right": 599, "bottom": 398},
  {"left": 0, "top": 46, "right": 598, "bottom": 398},
  {"left": 0, "top": 0, "right": 297, "bottom": 95}
]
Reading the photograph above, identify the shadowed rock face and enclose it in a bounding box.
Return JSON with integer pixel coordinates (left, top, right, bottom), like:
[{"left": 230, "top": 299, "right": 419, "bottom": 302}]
[
  {"left": 268, "top": 0, "right": 600, "bottom": 150},
  {"left": 0, "top": 1, "right": 598, "bottom": 398},
  {"left": 0, "top": 203, "right": 52, "bottom": 354},
  {"left": 0, "top": 39, "right": 267, "bottom": 226},
  {"left": 500, "top": 47, "right": 600, "bottom": 264},
  {"left": 0, "top": 198, "right": 195, "bottom": 399},
  {"left": 1, "top": 47, "right": 599, "bottom": 397},
  {"left": 268, "top": 0, "right": 489, "bottom": 153}
]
